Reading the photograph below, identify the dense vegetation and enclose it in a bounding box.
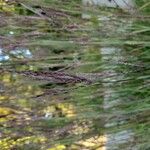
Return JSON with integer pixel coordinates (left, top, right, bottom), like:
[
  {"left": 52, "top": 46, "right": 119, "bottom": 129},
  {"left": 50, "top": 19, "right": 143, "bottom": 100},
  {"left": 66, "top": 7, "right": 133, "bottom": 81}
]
[{"left": 0, "top": 0, "right": 149, "bottom": 150}]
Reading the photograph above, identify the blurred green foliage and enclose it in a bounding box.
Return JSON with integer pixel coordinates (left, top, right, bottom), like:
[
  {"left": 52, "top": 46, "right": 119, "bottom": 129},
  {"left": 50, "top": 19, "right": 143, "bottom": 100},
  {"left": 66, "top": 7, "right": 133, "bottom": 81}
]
[{"left": 0, "top": 0, "right": 149, "bottom": 150}]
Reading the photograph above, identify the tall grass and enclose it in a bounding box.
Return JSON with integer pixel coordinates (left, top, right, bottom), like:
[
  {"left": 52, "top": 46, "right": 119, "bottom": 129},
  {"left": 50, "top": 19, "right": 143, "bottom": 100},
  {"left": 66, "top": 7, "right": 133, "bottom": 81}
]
[{"left": 0, "top": 0, "right": 149, "bottom": 149}]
